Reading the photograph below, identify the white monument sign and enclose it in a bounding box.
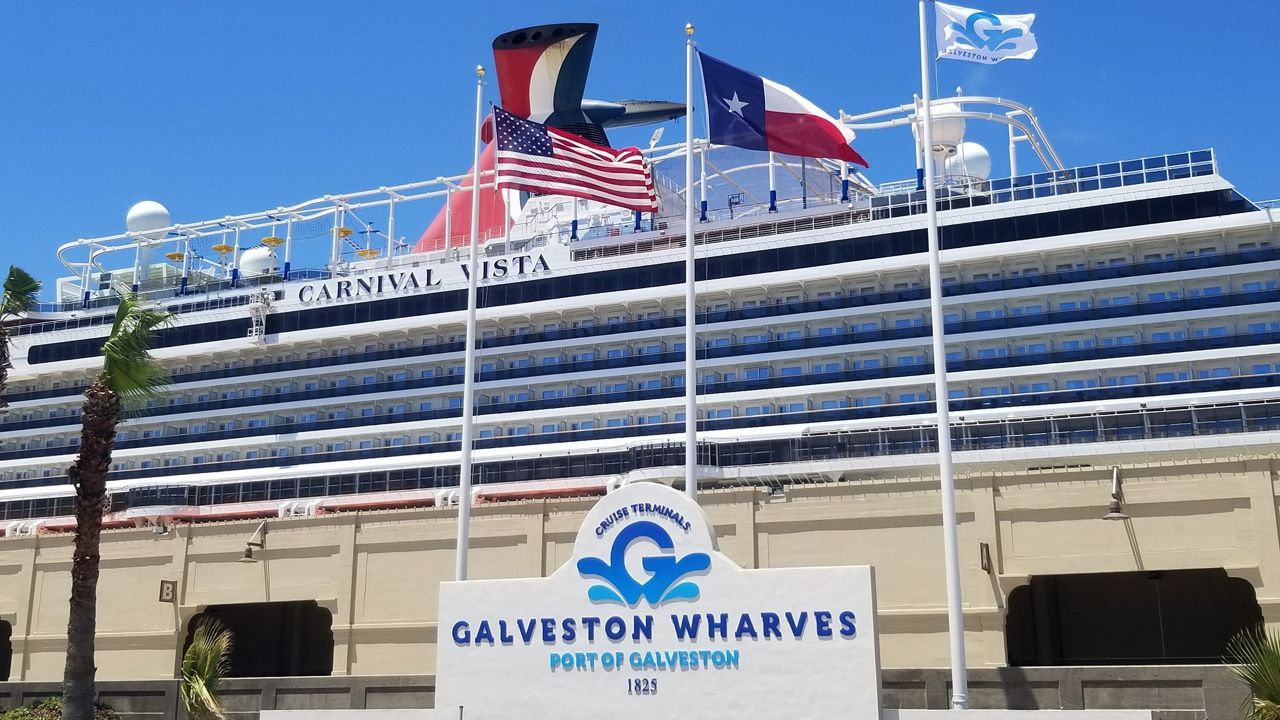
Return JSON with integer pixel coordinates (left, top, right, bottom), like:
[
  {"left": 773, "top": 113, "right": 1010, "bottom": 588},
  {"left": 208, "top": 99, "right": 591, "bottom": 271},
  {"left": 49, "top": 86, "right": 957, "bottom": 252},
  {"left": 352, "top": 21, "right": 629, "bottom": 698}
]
[{"left": 436, "top": 482, "right": 882, "bottom": 719}]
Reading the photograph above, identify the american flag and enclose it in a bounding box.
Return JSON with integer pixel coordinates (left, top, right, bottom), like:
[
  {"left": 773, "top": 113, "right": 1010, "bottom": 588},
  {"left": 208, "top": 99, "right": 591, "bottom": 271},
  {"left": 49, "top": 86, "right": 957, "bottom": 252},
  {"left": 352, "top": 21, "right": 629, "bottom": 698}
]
[{"left": 492, "top": 106, "right": 658, "bottom": 213}]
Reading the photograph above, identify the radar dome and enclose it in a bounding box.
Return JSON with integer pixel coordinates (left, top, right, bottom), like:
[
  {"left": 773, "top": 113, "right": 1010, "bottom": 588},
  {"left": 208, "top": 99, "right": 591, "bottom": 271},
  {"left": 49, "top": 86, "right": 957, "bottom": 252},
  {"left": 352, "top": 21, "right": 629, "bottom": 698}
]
[
  {"left": 125, "top": 201, "right": 171, "bottom": 241},
  {"left": 945, "top": 141, "right": 992, "bottom": 181},
  {"left": 238, "top": 246, "right": 280, "bottom": 277},
  {"left": 930, "top": 103, "right": 966, "bottom": 149}
]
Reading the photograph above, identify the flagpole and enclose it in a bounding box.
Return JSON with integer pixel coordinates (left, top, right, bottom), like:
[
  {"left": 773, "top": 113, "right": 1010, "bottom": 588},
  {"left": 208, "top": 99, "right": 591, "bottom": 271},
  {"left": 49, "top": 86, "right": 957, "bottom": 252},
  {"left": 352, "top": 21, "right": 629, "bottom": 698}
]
[
  {"left": 767, "top": 151, "right": 778, "bottom": 212},
  {"left": 699, "top": 145, "right": 708, "bottom": 223},
  {"left": 683, "top": 23, "right": 698, "bottom": 501},
  {"left": 456, "top": 64, "right": 485, "bottom": 583},
  {"left": 919, "top": 0, "right": 969, "bottom": 709}
]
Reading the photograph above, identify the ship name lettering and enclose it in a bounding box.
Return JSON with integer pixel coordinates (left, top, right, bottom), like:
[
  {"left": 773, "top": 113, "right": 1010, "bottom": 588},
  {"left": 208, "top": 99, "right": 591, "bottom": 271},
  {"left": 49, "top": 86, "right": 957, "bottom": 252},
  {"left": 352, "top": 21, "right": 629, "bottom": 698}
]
[{"left": 297, "top": 254, "right": 549, "bottom": 304}]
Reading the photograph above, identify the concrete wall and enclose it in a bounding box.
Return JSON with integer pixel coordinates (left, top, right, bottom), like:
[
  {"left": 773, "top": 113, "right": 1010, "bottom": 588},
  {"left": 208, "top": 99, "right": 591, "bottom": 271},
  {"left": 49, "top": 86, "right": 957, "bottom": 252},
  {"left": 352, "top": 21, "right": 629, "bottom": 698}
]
[
  {"left": 0, "top": 668, "right": 1250, "bottom": 720},
  {"left": 1, "top": 458, "right": 1278, "bottom": 682}
]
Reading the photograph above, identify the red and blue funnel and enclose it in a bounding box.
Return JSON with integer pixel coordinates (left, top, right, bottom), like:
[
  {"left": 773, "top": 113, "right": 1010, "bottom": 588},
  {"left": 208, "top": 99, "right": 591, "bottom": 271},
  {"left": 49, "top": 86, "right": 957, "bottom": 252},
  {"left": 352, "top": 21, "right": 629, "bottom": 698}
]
[{"left": 413, "top": 23, "right": 684, "bottom": 252}]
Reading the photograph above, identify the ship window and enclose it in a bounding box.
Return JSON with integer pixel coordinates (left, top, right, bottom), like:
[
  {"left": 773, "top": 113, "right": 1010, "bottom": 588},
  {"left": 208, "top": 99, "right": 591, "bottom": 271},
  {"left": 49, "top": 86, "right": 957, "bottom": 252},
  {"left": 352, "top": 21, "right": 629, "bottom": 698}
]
[{"left": 1197, "top": 367, "right": 1233, "bottom": 379}]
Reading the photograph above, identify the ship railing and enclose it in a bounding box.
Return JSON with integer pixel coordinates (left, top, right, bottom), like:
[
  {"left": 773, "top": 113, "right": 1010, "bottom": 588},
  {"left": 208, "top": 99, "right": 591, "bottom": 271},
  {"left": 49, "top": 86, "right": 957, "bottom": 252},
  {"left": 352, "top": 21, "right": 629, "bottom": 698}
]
[
  {"left": 5, "top": 340, "right": 1280, "bottom": 458},
  {"left": 570, "top": 149, "right": 1221, "bottom": 261},
  {"left": 27, "top": 148, "right": 1221, "bottom": 320},
  {"left": 8, "top": 240, "right": 1275, "bottom": 399},
  {"left": 4, "top": 395, "right": 1280, "bottom": 507}
]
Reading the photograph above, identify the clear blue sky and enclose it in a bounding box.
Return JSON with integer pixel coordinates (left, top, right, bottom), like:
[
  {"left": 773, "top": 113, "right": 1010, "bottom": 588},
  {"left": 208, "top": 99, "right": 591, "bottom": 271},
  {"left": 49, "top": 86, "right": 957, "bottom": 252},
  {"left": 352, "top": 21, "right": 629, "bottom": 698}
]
[{"left": 3, "top": 1, "right": 1278, "bottom": 299}]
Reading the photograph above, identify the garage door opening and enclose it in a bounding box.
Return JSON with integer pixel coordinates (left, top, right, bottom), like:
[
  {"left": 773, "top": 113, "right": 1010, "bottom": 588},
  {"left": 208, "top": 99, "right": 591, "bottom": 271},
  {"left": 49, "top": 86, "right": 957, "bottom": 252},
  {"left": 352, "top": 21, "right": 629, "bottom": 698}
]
[
  {"left": 1006, "top": 568, "right": 1261, "bottom": 666},
  {"left": 184, "top": 600, "right": 333, "bottom": 677},
  {"left": 0, "top": 619, "right": 11, "bottom": 681}
]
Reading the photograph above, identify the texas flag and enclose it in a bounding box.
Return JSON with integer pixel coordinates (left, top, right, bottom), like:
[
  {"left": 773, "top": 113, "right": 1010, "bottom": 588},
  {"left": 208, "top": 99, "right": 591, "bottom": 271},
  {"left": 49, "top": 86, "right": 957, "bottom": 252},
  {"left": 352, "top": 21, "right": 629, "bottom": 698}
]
[{"left": 699, "top": 51, "right": 868, "bottom": 167}]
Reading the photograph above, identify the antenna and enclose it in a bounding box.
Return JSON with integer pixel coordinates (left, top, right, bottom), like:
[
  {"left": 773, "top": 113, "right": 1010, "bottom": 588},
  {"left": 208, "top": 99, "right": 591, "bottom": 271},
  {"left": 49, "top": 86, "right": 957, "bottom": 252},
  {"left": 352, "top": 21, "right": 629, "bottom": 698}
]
[{"left": 648, "top": 127, "right": 665, "bottom": 150}]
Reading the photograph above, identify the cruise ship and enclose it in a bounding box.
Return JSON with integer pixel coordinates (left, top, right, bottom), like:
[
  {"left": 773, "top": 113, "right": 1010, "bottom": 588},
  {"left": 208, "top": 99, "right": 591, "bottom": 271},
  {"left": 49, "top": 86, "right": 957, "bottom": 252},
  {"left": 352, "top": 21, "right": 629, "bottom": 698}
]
[
  {"left": 2, "top": 124, "right": 1271, "bottom": 526},
  {"left": 0, "top": 20, "right": 1277, "bottom": 714}
]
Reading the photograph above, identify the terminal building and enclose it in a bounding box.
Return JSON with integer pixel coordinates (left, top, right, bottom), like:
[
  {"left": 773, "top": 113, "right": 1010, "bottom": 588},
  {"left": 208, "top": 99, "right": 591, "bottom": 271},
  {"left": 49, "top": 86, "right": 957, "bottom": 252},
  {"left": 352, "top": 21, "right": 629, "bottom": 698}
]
[{"left": 1, "top": 22, "right": 1277, "bottom": 718}]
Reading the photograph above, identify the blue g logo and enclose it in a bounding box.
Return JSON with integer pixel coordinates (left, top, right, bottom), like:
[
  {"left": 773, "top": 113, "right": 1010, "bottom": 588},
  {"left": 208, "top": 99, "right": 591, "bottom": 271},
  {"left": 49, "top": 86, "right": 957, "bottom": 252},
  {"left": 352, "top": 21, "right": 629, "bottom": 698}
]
[
  {"left": 576, "top": 521, "right": 711, "bottom": 607},
  {"left": 951, "top": 11, "right": 1024, "bottom": 52}
]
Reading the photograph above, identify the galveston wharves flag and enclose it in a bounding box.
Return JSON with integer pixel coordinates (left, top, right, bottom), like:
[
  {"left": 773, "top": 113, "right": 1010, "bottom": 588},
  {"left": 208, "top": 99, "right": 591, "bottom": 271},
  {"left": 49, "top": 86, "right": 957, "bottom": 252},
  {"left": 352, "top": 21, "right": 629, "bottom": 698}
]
[{"left": 935, "top": 2, "right": 1038, "bottom": 64}]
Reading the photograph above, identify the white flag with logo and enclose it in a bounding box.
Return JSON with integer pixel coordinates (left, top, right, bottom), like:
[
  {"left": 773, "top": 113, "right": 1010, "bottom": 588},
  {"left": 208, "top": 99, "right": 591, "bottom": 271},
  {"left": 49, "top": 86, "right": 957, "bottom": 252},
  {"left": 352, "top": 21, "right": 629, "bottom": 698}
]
[{"left": 936, "top": 2, "right": 1037, "bottom": 64}]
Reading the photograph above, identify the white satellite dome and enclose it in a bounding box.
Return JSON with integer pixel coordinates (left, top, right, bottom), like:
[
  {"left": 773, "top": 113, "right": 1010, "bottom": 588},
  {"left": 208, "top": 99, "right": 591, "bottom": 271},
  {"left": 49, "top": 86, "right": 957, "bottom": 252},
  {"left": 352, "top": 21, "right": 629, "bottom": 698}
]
[
  {"left": 238, "top": 246, "right": 280, "bottom": 276},
  {"left": 912, "top": 102, "right": 966, "bottom": 151},
  {"left": 945, "top": 141, "right": 992, "bottom": 181},
  {"left": 125, "top": 200, "right": 171, "bottom": 241},
  {"left": 930, "top": 103, "right": 966, "bottom": 150}
]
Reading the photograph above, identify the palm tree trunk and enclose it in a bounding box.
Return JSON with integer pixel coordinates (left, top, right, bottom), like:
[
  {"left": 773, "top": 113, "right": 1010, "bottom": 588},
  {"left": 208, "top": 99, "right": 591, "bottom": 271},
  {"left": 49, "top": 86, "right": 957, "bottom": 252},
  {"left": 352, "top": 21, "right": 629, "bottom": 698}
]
[
  {"left": 62, "top": 375, "right": 120, "bottom": 720},
  {"left": 0, "top": 325, "right": 11, "bottom": 411}
]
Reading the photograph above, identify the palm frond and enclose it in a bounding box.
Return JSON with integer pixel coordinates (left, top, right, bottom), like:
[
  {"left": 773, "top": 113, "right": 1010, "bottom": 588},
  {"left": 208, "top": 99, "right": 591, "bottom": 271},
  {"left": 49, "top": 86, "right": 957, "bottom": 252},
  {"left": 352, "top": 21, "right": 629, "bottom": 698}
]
[
  {"left": 181, "top": 619, "right": 233, "bottom": 720},
  {"left": 1228, "top": 625, "right": 1280, "bottom": 720},
  {"left": 1, "top": 265, "right": 41, "bottom": 319},
  {"left": 100, "top": 294, "right": 172, "bottom": 406}
]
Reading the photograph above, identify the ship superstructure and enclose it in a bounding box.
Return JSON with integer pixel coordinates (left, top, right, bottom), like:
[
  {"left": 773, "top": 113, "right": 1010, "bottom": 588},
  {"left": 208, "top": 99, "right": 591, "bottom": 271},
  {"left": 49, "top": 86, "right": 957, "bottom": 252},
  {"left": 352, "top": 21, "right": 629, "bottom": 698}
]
[{"left": 2, "top": 96, "right": 1276, "bottom": 532}]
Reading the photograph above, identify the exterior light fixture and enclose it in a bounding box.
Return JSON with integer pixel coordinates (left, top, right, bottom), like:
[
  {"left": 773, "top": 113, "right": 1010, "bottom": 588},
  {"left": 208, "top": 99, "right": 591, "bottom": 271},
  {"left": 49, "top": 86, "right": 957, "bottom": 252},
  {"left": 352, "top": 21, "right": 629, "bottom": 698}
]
[
  {"left": 1103, "top": 466, "right": 1129, "bottom": 521},
  {"left": 238, "top": 520, "right": 267, "bottom": 562}
]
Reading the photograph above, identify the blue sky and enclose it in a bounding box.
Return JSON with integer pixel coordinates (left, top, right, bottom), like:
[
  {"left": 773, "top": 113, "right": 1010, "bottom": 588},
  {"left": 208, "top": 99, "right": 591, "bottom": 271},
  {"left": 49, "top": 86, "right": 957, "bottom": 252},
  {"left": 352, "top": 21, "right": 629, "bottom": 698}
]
[{"left": 3, "top": 1, "right": 1278, "bottom": 298}]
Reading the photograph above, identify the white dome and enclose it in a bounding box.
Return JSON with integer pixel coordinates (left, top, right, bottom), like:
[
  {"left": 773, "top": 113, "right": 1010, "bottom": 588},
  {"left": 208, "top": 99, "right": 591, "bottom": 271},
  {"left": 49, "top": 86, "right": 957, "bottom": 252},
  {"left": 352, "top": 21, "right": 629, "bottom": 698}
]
[
  {"left": 913, "top": 102, "right": 966, "bottom": 150},
  {"left": 945, "top": 141, "right": 992, "bottom": 181},
  {"left": 125, "top": 201, "right": 171, "bottom": 241},
  {"left": 238, "top": 246, "right": 280, "bottom": 276}
]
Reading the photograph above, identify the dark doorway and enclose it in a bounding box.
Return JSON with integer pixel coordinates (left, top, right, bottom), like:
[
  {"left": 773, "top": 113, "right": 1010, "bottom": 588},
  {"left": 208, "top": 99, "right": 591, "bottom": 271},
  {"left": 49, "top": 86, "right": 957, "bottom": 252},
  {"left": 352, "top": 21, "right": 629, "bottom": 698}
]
[
  {"left": 0, "top": 619, "right": 11, "bottom": 680},
  {"left": 1006, "top": 568, "right": 1261, "bottom": 666},
  {"left": 184, "top": 601, "right": 334, "bottom": 677}
]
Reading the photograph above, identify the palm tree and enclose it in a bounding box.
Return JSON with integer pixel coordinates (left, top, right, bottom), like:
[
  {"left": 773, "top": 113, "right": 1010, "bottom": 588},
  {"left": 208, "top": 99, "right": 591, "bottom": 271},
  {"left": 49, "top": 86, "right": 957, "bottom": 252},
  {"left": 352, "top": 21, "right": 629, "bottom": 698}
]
[
  {"left": 62, "top": 295, "right": 171, "bottom": 720},
  {"left": 180, "top": 619, "right": 233, "bottom": 720},
  {"left": 1227, "top": 624, "right": 1280, "bottom": 720},
  {"left": 0, "top": 265, "right": 42, "bottom": 410}
]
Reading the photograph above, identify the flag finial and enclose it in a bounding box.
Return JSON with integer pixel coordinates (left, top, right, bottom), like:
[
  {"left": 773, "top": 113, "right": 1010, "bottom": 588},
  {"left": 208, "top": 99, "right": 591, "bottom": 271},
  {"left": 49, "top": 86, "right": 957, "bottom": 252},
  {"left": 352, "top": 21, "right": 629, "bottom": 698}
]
[
  {"left": 475, "top": 65, "right": 486, "bottom": 78},
  {"left": 684, "top": 23, "right": 695, "bottom": 36}
]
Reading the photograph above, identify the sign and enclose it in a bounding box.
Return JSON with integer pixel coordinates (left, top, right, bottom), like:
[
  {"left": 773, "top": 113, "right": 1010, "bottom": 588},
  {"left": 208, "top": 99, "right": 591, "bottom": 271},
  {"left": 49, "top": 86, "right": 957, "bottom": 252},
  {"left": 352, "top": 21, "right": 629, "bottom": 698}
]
[
  {"left": 295, "top": 253, "right": 551, "bottom": 304},
  {"left": 158, "top": 580, "right": 177, "bottom": 604},
  {"left": 436, "top": 483, "right": 882, "bottom": 720}
]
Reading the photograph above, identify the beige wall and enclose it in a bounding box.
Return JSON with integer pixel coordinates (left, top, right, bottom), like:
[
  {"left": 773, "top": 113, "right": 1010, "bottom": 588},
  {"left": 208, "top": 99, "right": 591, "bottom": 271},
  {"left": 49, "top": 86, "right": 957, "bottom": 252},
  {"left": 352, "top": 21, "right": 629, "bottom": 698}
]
[{"left": 2, "top": 457, "right": 1279, "bottom": 680}]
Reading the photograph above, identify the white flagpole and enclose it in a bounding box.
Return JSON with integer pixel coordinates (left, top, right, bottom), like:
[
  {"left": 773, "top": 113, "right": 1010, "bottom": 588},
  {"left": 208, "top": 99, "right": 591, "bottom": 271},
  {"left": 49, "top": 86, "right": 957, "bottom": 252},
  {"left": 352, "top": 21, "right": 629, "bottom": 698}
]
[
  {"left": 683, "top": 23, "right": 698, "bottom": 501},
  {"left": 699, "top": 144, "right": 708, "bottom": 222},
  {"left": 456, "top": 64, "right": 485, "bottom": 582},
  {"left": 767, "top": 151, "right": 778, "bottom": 212},
  {"left": 919, "top": 0, "right": 969, "bottom": 708}
]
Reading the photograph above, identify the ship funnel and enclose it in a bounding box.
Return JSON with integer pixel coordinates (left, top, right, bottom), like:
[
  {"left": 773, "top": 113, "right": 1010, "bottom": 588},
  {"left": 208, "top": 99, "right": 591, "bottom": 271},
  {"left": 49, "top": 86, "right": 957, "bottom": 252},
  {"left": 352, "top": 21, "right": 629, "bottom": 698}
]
[
  {"left": 414, "top": 22, "right": 685, "bottom": 253},
  {"left": 491, "top": 22, "right": 686, "bottom": 145},
  {"left": 493, "top": 23, "right": 602, "bottom": 142}
]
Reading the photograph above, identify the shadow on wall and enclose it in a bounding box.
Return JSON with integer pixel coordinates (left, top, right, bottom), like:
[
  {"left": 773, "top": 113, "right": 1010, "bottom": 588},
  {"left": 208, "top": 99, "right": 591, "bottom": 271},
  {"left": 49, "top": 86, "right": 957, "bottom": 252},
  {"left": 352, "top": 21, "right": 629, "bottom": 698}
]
[
  {"left": 182, "top": 601, "right": 334, "bottom": 677},
  {"left": 1006, "top": 567, "right": 1261, "bottom": 666}
]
